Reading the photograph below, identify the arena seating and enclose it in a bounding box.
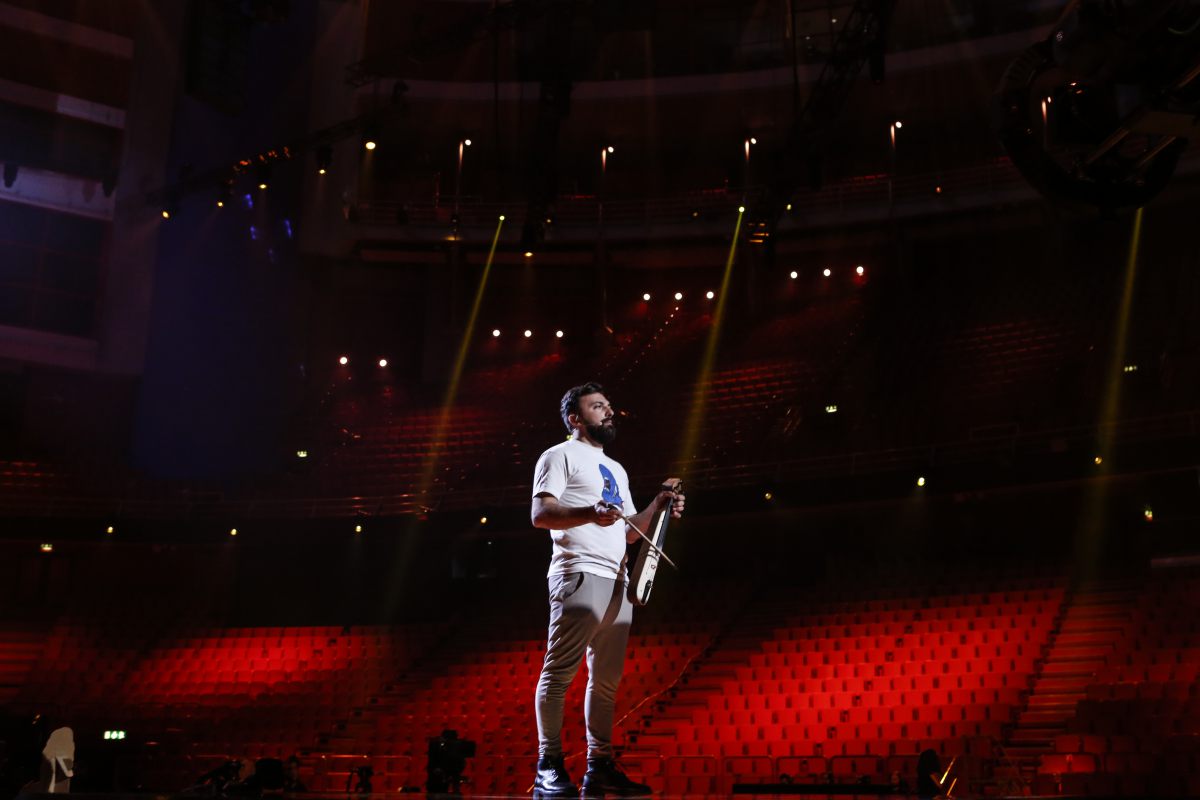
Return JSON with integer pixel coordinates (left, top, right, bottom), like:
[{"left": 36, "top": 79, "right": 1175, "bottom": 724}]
[
  {"left": 1033, "top": 568, "right": 1200, "bottom": 797},
  {"left": 5, "top": 558, "right": 1198, "bottom": 796}
]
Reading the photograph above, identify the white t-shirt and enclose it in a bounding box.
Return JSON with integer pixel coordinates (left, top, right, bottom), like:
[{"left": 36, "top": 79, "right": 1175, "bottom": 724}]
[{"left": 532, "top": 436, "right": 638, "bottom": 580}]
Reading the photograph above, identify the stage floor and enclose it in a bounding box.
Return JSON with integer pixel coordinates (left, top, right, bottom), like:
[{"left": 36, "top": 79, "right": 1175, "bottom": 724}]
[{"left": 16, "top": 793, "right": 1088, "bottom": 800}]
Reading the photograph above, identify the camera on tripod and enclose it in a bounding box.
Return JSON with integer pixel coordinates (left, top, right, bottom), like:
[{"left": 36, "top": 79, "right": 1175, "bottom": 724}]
[{"left": 425, "top": 729, "right": 475, "bottom": 794}]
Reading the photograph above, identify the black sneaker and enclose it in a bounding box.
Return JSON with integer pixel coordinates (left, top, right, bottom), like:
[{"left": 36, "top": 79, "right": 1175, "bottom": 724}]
[
  {"left": 581, "top": 758, "right": 651, "bottom": 797},
  {"left": 533, "top": 754, "right": 578, "bottom": 798}
]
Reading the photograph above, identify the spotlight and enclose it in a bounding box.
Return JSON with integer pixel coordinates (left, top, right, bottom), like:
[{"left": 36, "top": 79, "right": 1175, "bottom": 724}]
[
  {"left": 1094, "top": 456, "right": 1103, "bottom": 465},
  {"left": 338, "top": 355, "right": 349, "bottom": 365},
  {"left": 378, "top": 358, "right": 388, "bottom": 368},
  {"left": 106, "top": 526, "right": 114, "bottom": 535},
  {"left": 524, "top": 251, "right": 533, "bottom": 258},
  {"left": 894, "top": 120, "right": 903, "bottom": 129},
  {"left": 524, "top": 329, "right": 532, "bottom": 338},
  {"left": 916, "top": 476, "right": 926, "bottom": 488},
  {"left": 216, "top": 200, "right": 224, "bottom": 208},
  {"left": 1143, "top": 506, "right": 1154, "bottom": 522},
  {"left": 555, "top": 330, "right": 564, "bottom": 338},
  {"left": 856, "top": 265, "right": 865, "bottom": 275},
  {"left": 750, "top": 137, "right": 757, "bottom": 145},
  {"left": 161, "top": 210, "right": 170, "bottom": 219},
  {"left": 706, "top": 291, "right": 715, "bottom": 299},
  {"left": 316, "top": 144, "right": 332, "bottom": 175},
  {"left": 786, "top": 203, "right": 792, "bottom": 211},
  {"left": 464, "top": 138, "right": 472, "bottom": 147},
  {"left": 499, "top": 214, "right": 505, "bottom": 221},
  {"left": 230, "top": 528, "right": 238, "bottom": 536},
  {"left": 935, "top": 185, "right": 943, "bottom": 194},
  {"left": 40, "top": 543, "right": 53, "bottom": 553},
  {"left": 764, "top": 492, "right": 773, "bottom": 501},
  {"left": 355, "top": 524, "right": 363, "bottom": 533},
  {"left": 823, "top": 268, "right": 832, "bottom": 277},
  {"left": 674, "top": 292, "right": 683, "bottom": 301},
  {"left": 480, "top": 516, "right": 488, "bottom": 524},
  {"left": 738, "top": 206, "right": 745, "bottom": 213},
  {"left": 492, "top": 329, "right": 501, "bottom": 337},
  {"left": 255, "top": 163, "right": 271, "bottom": 189},
  {"left": 296, "top": 450, "right": 308, "bottom": 459},
  {"left": 825, "top": 405, "right": 838, "bottom": 414},
  {"left": 789, "top": 271, "right": 798, "bottom": 279},
  {"left": 642, "top": 293, "right": 651, "bottom": 301},
  {"left": 691, "top": 209, "right": 700, "bottom": 219},
  {"left": 364, "top": 140, "right": 376, "bottom": 151},
  {"left": 607, "top": 146, "right": 614, "bottom": 153}
]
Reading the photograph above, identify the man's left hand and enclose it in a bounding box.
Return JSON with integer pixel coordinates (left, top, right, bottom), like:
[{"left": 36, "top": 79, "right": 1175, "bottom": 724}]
[{"left": 656, "top": 477, "right": 685, "bottom": 519}]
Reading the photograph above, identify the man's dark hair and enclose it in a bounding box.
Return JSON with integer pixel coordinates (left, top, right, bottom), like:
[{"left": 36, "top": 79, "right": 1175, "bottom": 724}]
[{"left": 560, "top": 382, "right": 605, "bottom": 432}]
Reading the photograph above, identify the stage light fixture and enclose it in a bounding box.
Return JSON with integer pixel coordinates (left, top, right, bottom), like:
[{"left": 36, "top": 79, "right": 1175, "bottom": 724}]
[
  {"left": 364, "top": 140, "right": 376, "bottom": 151},
  {"left": 106, "top": 526, "right": 114, "bottom": 534},
  {"left": 738, "top": 206, "right": 745, "bottom": 213},
  {"left": 894, "top": 120, "right": 903, "bottom": 129},
  {"left": 1143, "top": 506, "right": 1154, "bottom": 522},
  {"left": 296, "top": 450, "right": 308, "bottom": 459},
  {"left": 706, "top": 291, "right": 715, "bottom": 299},
  {"left": 691, "top": 210, "right": 700, "bottom": 219},
  {"left": 480, "top": 516, "right": 488, "bottom": 524},
  {"left": 216, "top": 200, "right": 224, "bottom": 208},
  {"left": 823, "top": 268, "right": 832, "bottom": 277},
  {"left": 555, "top": 330, "right": 563, "bottom": 338},
  {"left": 378, "top": 358, "right": 388, "bottom": 368},
  {"left": 464, "top": 138, "right": 472, "bottom": 147},
  {"left": 916, "top": 476, "right": 926, "bottom": 488},
  {"left": 825, "top": 405, "right": 838, "bottom": 414},
  {"left": 40, "top": 543, "right": 53, "bottom": 553},
  {"left": 790, "top": 271, "right": 798, "bottom": 279},
  {"left": 316, "top": 144, "right": 332, "bottom": 175},
  {"left": 492, "top": 329, "right": 501, "bottom": 337},
  {"left": 1094, "top": 456, "right": 1103, "bottom": 465},
  {"left": 1123, "top": 364, "right": 1138, "bottom": 373},
  {"left": 255, "top": 162, "right": 272, "bottom": 190},
  {"left": 524, "top": 329, "right": 532, "bottom": 338},
  {"left": 161, "top": 210, "right": 170, "bottom": 219},
  {"left": 338, "top": 355, "right": 348, "bottom": 365},
  {"left": 764, "top": 492, "right": 773, "bottom": 501},
  {"left": 786, "top": 203, "right": 792, "bottom": 211},
  {"left": 499, "top": 214, "right": 505, "bottom": 221},
  {"left": 674, "top": 292, "right": 683, "bottom": 300},
  {"left": 355, "top": 524, "right": 363, "bottom": 533},
  {"left": 229, "top": 528, "right": 238, "bottom": 536},
  {"left": 524, "top": 251, "right": 533, "bottom": 258},
  {"left": 935, "top": 186, "right": 943, "bottom": 194},
  {"left": 607, "top": 146, "right": 614, "bottom": 153},
  {"left": 856, "top": 265, "right": 865, "bottom": 275},
  {"left": 642, "top": 293, "right": 651, "bottom": 301}
]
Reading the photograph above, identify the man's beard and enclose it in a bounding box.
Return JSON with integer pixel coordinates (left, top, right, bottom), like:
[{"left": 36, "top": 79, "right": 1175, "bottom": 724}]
[{"left": 586, "top": 421, "right": 617, "bottom": 445}]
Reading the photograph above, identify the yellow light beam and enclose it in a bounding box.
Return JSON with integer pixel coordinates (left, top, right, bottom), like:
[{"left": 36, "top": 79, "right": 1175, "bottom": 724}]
[
  {"left": 1078, "top": 206, "right": 1143, "bottom": 578},
  {"left": 416, "top": 216, "right": 506, "bottom": 506},
  {"left": 677, "top": 207, "right": 744, "bottom": 477},
  {"left": 1097, "top": 206, "right": 1142, "bottom": 446},
  {"left": 385, "top": 216, "right": 505, "bottom": 617}
]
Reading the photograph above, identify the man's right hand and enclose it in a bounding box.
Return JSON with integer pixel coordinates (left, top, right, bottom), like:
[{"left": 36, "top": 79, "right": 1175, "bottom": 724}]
[{"left": 592, "top": 501, "right": 623, "bottom": 526}]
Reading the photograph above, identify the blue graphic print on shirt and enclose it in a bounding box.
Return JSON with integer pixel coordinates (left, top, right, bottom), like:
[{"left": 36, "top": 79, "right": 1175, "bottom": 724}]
[{"left": 598, "top": 464, "right": 624, "bottom": 509}]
